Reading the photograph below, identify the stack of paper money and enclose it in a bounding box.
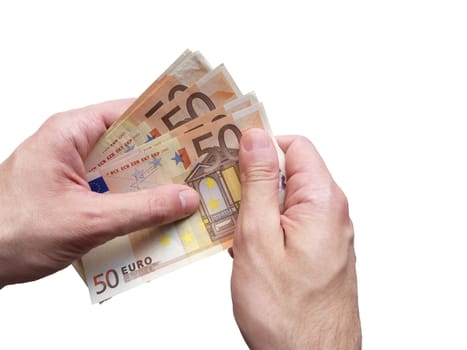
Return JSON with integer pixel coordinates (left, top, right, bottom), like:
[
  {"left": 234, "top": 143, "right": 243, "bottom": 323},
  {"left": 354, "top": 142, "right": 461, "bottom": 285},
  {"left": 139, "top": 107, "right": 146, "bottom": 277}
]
[{"left": 75, "top": 50, "right": 285, "bottom": 303}]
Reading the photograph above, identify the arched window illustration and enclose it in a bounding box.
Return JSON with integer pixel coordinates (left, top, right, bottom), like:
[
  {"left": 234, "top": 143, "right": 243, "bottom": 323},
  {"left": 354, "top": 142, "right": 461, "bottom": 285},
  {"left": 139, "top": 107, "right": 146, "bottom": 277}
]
[
  {"left": 199, "top": 177, "right": 228, "bottom": 215},
  {"left": 184, "top": 148, "right": 240, "bottom": 241}
]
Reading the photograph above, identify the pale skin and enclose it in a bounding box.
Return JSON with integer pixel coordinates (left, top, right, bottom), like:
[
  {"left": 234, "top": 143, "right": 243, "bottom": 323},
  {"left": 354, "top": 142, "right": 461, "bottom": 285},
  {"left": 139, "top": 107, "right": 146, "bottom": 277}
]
[
  {"left": 0, "top": 99, "right": 200, "bottom": 286},
  {"left": 232, "top": 129, "right": 361, "bottom": 349},
  {"left": 0, "top": 100, "right": 361, "bottom": 349}
]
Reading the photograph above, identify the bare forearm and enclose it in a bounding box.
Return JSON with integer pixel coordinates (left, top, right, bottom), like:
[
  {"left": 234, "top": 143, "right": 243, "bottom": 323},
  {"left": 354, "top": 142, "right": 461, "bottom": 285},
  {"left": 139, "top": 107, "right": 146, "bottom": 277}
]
[{"left": 306, "top": 311, "right": 362, "bottom": 350}]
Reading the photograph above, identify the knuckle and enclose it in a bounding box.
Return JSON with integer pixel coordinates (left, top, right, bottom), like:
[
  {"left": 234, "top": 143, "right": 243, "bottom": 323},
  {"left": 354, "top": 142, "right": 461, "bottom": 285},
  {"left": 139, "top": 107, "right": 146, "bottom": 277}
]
[
  {"left": 43, "top": 113, "right": 64, "bottom": 129},
  {"left": 238, "top": 219, "right": 261, "bottom": 238},
  {"left": 295, "top": 135, "right": 313, "bottom": 146},
  {"left": 343, "top": 218, "right": 355, "bottom": 243},
  {"left": 146, "top": 195, "right": 172, "bottom": 224},
  {"left": 235, "top": 216, "right": 262, "bottom": 246},
  {"left": 75, "top": 206, "right": 116, "bottom": 243},
  {"left": 241, "top": 162, "right": 279, "bottom": 185},
  {"left": 313, "top": 182, "right": 349, "bottom": 216},
  {"left": 326, "top": 185, "right": 355, "bottom": 244},
  {"left": 289, "top": 135, "right": 314, "bottom": 153},
  {"left": 333, "top": 185, "right": 350, "bottom": 216},
  {"left": 332, "top": 188, "right": 353, "bottom": 234}
]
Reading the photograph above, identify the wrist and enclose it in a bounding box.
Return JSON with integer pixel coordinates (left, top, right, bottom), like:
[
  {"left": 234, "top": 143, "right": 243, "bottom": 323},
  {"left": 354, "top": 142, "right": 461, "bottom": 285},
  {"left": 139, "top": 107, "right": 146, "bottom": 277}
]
[
  {"left": 0, "top": 160, "right": 21, "bottom": 287},
  {"left": 302, "top": 306, "right": 361, "bottom": 350},
  {"left": 294, "top": 284, "right": 362, "bottom": 349}
]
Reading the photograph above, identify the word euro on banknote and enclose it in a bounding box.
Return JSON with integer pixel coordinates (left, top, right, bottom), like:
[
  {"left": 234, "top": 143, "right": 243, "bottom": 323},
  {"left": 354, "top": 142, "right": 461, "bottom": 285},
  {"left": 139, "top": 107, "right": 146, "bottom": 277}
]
[{"left": 82, "top": 103, "right": 285, "bottom": 303}]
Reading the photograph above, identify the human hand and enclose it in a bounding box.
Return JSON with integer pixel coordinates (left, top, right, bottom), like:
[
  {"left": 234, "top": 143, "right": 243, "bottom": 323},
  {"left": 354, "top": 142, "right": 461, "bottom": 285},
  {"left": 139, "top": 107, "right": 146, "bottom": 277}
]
[
  {"left": 231, "top": 129, "right": 361, "bottom": 349},
  {"left": 0, "top": 100, "right": 199, "bottom": 288}
]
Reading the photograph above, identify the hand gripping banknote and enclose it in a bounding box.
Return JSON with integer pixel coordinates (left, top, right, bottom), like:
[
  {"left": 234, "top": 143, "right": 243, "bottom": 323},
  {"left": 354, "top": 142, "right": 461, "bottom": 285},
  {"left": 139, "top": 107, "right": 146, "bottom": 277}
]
[{"left": 78, "top": 51, "right": 286, "bottom": 303}]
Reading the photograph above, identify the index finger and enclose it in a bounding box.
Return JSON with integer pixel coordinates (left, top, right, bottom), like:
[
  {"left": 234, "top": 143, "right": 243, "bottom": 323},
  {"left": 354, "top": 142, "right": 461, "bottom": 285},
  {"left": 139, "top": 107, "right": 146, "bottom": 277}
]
[
  {"left": 276, "top": 135, "right": 335, "bottom": 208},
  {"left": 276, "top": 135, "right": 333, "bottom": 183},
  {"left": 47, "top": 99, "right": 136, "bottom": 161}
]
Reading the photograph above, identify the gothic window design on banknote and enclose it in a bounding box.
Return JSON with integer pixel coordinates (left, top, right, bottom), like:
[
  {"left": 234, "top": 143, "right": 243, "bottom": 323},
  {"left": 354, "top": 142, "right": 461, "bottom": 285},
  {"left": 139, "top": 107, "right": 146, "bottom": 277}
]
[{"left": 185, "top": 147, "right": 241, "bottom": 241}]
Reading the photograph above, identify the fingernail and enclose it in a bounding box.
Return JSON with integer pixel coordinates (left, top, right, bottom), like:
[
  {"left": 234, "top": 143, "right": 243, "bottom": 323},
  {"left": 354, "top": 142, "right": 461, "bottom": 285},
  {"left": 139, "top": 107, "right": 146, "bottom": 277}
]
[
  {"left": 242, "top": 128, "right": 271, "bottom": 151},
  {"left": 179, "top": 188, "right": 199, "bottom": 211}
]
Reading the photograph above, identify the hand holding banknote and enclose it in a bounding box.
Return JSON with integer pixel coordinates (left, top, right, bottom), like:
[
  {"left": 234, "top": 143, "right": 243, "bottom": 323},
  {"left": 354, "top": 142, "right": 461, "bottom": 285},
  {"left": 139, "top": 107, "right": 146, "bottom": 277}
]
[
  {"left": 0, "top": 104, "right": 362, "bottom": 349},
  {"left": 0, "top": 49, "right": 361, "bottom": 348},
  {"left": 0, "top": 99, "right": 199, "bottom": 287},
  {"left": 231, "top": 130, "right": 362, "bottom": 349}
]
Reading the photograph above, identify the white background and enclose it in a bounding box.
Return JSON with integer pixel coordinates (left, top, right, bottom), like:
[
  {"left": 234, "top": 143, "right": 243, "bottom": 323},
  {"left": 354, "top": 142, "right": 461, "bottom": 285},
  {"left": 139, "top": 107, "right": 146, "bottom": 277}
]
[{"left": 1, "top": 1, "right": 466, "bottom": 349}]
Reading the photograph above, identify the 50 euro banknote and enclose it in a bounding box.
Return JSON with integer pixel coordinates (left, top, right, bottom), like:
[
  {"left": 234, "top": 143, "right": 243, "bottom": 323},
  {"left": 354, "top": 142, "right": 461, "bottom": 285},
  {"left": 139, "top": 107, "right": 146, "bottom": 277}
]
[
  {"left": 86, "top": 93, "right": 259, "bottom": 194},
  {"left": 85, "top": 50, "right": 212, "bottom": 173},
  {"left": 81, "top": 103, "right": 285, "bottom": 303},
  {"left": 131, "top": 64, "right": 242, "bottom": 146}
]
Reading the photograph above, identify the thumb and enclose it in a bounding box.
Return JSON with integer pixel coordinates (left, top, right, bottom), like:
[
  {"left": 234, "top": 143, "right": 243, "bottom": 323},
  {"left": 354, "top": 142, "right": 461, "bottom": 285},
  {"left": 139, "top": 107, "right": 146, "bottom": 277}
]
[
  {"left": 85, "top": 184, "right": 199, "bottom": 241},
  {"left": 237, "top": 129, "right": 282, "bottom": 249}
]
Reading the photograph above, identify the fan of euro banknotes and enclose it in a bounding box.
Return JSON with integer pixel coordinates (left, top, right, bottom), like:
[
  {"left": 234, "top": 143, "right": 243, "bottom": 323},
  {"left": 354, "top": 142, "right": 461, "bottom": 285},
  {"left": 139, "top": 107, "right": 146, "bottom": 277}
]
[{"left": 74, "top": 50, "right": 286, "bottom": 303}]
